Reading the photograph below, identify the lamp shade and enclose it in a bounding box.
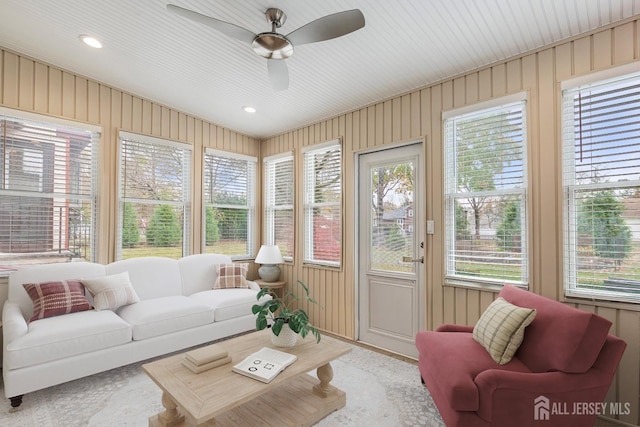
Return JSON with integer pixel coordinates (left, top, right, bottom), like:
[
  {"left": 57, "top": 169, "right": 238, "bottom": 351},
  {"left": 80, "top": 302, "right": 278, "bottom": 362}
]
[{"left": 255, "top": 245, "right": 284, "bottom": 265}]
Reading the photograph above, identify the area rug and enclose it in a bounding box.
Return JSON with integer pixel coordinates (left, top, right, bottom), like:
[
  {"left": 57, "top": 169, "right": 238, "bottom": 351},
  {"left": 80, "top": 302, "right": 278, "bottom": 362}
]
[{"left": 0, "top": 337, "right": 445, "bottom": 426}]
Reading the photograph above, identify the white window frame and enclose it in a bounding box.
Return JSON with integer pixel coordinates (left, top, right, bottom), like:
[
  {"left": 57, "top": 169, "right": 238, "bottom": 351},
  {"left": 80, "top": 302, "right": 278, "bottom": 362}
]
[
  {"left": 117, "top": 131, "right": 192, "bottom": 260},
  {"left": 562, "top": 63, "right": 640, "bottom": 304},
  {"left": 203, "top": 149, "right": 257, "bottom": 260},
  {"left": 302, "top": 139, "right": 342, "bottom": 267},
  {"left": 263, "top": 151, "right": 294, "bottom": 262},
  {"left": 443, "top": 92, "right": 529, "bottom": 289},
  {"left": 0, "top": 107, "right": 101, "bottom": 266}
]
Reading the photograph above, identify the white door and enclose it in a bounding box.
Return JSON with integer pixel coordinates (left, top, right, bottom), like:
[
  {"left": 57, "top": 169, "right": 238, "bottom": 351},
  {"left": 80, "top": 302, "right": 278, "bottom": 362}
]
[{"left": 357, "top": 143, "right": 424, "bottom": 357}]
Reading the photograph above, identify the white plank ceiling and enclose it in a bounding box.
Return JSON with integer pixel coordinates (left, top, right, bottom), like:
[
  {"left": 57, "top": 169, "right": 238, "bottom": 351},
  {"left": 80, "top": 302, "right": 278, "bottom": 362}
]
[{"left": 0, "top": 0, "right": 639, "bottom": 139}]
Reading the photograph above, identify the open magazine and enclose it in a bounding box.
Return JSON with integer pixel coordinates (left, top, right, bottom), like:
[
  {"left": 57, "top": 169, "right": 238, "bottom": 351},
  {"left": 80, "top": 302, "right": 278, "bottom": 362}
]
[{"left": 232, "top": 347, "right": 297, "bottom": 383}]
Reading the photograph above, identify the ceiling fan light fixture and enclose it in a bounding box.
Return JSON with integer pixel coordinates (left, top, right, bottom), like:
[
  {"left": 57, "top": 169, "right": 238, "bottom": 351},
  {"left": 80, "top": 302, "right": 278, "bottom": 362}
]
[{"left": 252, "top": 33, "right": 293, "bottom": 59}]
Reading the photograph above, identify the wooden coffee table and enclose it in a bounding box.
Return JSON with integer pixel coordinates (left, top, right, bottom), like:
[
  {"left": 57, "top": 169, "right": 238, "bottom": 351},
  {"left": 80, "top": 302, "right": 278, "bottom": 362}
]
[{"left": 143, "top": 330, "right": 352, "bottom": 426}]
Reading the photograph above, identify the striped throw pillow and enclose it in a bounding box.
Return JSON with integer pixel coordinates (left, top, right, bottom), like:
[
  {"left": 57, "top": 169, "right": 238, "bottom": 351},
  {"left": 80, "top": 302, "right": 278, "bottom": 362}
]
[
  {"left": 473, "top": 297, "right": 536, "bottom": 365},
  {"left": 213, "top": 263, "right": 249, "bottom": 289},
  {"left": 23, "top": 280, "right": 92, "bottom": 322},
  {"left": 82, "top": 272, "right": 140, "bottom": 311}
]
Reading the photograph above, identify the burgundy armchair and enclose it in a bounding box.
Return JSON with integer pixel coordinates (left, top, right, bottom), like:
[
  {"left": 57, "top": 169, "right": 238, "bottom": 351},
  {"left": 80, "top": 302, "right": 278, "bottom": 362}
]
[{"left": 415, "top": 285, "right": 626, "bottom": 427}]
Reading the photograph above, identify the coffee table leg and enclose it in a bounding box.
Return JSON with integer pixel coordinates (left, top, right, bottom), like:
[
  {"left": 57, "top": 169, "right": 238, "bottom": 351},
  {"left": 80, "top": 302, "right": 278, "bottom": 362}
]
[
  {"left": 151, "top": 391, "right": 185, "bottom": 427},
  {"left": 313, "top": 362, "right": 336, "bottom": 398}
]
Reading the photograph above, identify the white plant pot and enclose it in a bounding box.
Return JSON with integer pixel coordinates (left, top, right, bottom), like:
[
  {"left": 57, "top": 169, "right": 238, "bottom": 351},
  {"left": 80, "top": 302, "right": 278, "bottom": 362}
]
[{"left": 271, "top": 323, "right": 298, "bottom": 347}]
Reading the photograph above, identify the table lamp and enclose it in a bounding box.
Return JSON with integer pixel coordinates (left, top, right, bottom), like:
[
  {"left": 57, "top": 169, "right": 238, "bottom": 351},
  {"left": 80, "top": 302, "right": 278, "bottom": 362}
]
[{"left": 255, "top": 245, "right": 284, "bottom": 282}]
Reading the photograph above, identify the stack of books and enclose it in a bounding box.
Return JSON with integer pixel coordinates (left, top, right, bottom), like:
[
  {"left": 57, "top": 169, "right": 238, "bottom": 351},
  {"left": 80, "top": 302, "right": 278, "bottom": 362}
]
[{"left": 181, "top": 344, "right": 231, "bottom": 374}]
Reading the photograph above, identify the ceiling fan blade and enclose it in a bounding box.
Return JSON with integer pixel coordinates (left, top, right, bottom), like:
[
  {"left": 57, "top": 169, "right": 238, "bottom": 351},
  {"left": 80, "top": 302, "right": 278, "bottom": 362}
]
[
  {"left": 167, "top": 4, "right": 256, "bottom": 45},
  {"left": 267, "top": 59, "right": 289, "bottom": 91},
  {"left": 286, "top": 9, "right": 365, "bottom": 47}
]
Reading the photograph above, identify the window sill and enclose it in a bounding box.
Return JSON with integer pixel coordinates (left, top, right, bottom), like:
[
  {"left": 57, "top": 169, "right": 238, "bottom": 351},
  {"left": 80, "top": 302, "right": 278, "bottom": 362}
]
[
  {"left": 444, "top": 276, "right": 528, "bottom": 293},
  {"left": 564, "top": 289, "right": 640, "bottom": 310}
]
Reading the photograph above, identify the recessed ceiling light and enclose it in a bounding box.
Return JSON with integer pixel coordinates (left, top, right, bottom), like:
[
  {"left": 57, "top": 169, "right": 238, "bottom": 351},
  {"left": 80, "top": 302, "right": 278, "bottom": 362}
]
[
  {"left": 243, "top": 106, "right": 257, "bottom": 113},
  {"left": 79, "top": 35, "right": 102, "bottom": 49}
]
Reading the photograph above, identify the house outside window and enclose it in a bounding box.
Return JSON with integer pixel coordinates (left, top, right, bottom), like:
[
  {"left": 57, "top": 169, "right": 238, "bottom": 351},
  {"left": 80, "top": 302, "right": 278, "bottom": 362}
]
[
  {"left": 303, "top": 140, "right": 342, "bottom": 267},
  {"left": 0, "top": 108, "right": 100, "bottom": 267},
  {"left": 443, "top": 93, "right": 528, "bottom": 287},
  {"left": 264, "top": 152, "right": 294, "bottom": 261},
  {"left": 117, "top": 132, "right": 192, "bottom": 260},
  {"left": 562, "top": 65, "right": 640, "bottom": 303},
  {"left": 203, "top": 149, "right": 256, "bottom": 259}
]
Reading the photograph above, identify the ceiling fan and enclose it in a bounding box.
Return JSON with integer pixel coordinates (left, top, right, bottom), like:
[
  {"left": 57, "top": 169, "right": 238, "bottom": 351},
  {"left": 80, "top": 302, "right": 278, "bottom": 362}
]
[{"left": 167, "top": 4, "right": 365, "bottom": 91}]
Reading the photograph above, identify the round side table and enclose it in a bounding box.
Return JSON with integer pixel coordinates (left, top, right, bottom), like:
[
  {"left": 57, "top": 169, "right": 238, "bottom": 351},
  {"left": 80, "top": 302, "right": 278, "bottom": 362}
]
[{"left": 254, "top": 279, "right": 286, "bottom": 298}]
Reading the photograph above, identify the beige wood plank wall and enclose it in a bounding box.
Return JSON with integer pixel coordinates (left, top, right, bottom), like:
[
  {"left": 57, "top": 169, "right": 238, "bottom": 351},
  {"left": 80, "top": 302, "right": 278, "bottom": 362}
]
[
  {"left": 261, "top": 18, "right": 640, "bottom": 425},
  {"left": 0, "top": 48, "right": 259, "bottom": 266}
]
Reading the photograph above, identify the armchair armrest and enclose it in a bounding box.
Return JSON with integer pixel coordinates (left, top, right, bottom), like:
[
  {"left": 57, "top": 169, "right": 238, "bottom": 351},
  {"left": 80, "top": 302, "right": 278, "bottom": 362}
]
[
  {"left": 475, "top": 368, "right": 614, "bottom": 422},
  {"left": 2, "top": 301, "right": 28, "bottom": 345},
  {"left": 435, "top": 323, "right": 474, "bottom": 333}
]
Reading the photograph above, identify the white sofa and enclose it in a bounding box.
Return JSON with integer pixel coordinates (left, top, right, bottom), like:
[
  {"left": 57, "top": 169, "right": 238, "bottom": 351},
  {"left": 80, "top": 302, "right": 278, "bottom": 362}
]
[{"left": 2, "top": 254, "right": 266, "bottom": 408}]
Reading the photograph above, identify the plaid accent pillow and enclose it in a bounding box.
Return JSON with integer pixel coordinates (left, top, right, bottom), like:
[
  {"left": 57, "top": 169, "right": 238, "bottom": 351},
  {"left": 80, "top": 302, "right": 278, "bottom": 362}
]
[
  {"left": 473, "top": 297, "right": 536, "bottom": 365},
  {"left": 23, "top": 280, "right": 92, "bottom": 322},
  {"left": 213, "top": 263, "right": 249, "bottom": 289},
  {"left": 82, "top": 272, "right": 140, "bottom": 311}
]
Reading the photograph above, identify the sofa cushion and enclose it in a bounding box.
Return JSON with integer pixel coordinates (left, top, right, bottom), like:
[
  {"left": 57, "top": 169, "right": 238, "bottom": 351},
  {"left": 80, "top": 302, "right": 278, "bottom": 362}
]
[
  {"left": 499, "top": 285, "right": 612, "bottom": 373},
  {"left": 415, "top": 330, "right": 531, "bottom": 411},
  {"left": 213, "top": 263, "right": 249, "bottom": 289},
  {"left": 178, "top": 253, "right": 234, "bottom": 295},
  {"left": 116, "top": 296, "right": 214, "bottom": 340},
  {"left": 106, "top": 257, "right": 182, "bottom": 300},
  {"left": 5, "top": 310, "right": 132, "bottom": 369},
  {"left": 190, "top": 289, "right": 259, "bottom": 321},
  {"left": 8, "top": 261, "right": 106, "bottom": 321},
  {"left": 473, "top": 297, "right": 536, "bottom": 365},
  {"left": 82, "top": 272, "right": 140, "bottom": 311},
  {"left": 23, "top": 280, "right": 92, "bottom": 322}
]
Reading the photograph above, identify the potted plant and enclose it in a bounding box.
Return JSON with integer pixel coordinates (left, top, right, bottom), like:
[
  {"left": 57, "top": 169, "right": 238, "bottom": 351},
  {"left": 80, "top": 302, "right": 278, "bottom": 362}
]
[{"left": 252, "top": 280, "right": 321, "bottom": 346}]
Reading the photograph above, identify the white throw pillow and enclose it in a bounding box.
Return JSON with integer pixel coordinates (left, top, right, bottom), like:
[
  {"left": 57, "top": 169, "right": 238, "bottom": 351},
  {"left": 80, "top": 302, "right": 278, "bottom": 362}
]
[{"left": 82, "top": 272, "right": 140, "bottom": 311}]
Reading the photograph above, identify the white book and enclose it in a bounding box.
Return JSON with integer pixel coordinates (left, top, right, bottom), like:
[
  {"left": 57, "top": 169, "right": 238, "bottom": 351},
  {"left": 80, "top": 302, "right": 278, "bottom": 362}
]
[{"left": 232, "top": 347, "right": 297, "bottom": 383}]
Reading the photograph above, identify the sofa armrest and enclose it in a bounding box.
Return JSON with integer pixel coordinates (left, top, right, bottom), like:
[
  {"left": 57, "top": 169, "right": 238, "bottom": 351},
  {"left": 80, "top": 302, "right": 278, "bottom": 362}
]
[
  {"left": 247, "top": 280, "right": 260, "bottom": 291},
  {"left": 475, "top": 368, "right": 614, "bottom": 422},
  {"left": 435, "top": 323, "right": 474, "bottom": 333},
  {"left": 2, "top": 301, "right": 29, "bottom": 345}
]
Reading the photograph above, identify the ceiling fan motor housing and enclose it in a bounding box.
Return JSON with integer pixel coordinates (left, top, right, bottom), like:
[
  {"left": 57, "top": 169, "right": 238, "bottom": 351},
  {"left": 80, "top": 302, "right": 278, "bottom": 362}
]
[
  {"left": 252, "top": 8, "right": 293, "bottom": 59},
  {"left": 252, "top": 33, "right": 293, "bottom": 59}
]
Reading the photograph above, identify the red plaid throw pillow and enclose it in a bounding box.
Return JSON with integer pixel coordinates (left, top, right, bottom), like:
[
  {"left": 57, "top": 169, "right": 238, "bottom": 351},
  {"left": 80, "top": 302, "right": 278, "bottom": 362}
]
[{"left": 23, "top": 280, "right": 92, "bottom": 322}]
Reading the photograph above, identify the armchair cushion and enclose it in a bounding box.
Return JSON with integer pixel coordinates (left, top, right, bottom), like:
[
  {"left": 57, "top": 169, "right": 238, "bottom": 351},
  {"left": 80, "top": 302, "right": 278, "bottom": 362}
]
[
  {"left": 499, "top": 285, "right": 612, "bottom": 373},
  {"left": 415, "top": 330, "right": 531, "bottom": 412},
  {"left": 473, "top": 297, "right": 536, "bottom": 364}
]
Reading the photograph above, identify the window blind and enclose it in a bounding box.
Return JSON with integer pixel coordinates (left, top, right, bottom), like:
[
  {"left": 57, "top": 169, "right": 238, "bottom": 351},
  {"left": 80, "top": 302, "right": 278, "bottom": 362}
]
[
  {"left": 118, "top": 133, "right": 191, "bottom": 260},
  {"left": 444, "top": 98, "right": 528, "bottom": 286},
  {"left": 562, "top": 71, "right": 640, "bottom": 302},
  {"left": 264, "top": 153, "right": 294, "bottom": 261},
  {"left": 303, "top": 140, "right": 342, "bottom": 266},
  {"left": 203, "top": 149, "right": 256, "bottom": 259},
  {"left": 0, "top": 112, "right": 99, "bottom": 265}
]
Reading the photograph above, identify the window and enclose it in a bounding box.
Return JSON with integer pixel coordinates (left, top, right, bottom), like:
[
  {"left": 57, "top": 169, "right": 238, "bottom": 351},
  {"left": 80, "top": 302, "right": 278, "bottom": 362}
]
[
  {"left": 303, "top": 140, "right": 342, "bottom": 266},
  {"left": 118, "top": 132, "right": 192, "bottom": 260},
  {"left": 0, "top": 108, "right": 100, "bottom": 267},
  {"left": 444, "top": 93, "right": 528, "bottom": 287},
  {"left": 203, "top": 149, "right": 256, "bottom": 259},
  {"left": 264, "top": 152, "right": 294, "bottom": 261},
  {"left": 562, "top": 66, "right": 640, "bottom": 303}
]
